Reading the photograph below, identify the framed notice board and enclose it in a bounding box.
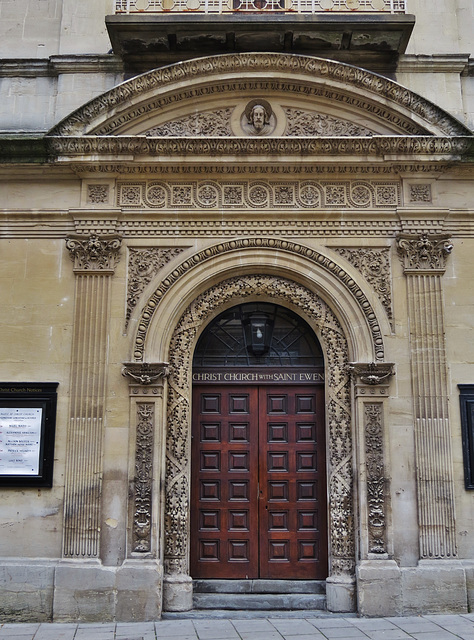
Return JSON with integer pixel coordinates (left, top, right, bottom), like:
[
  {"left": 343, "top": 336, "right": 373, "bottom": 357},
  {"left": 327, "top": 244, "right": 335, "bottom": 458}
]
[
  {"left": 0, "top": 383, "right": 59, "bottom": 487},
  {"left": 459, "top": 384, "right": 474, "bottom": 490}
]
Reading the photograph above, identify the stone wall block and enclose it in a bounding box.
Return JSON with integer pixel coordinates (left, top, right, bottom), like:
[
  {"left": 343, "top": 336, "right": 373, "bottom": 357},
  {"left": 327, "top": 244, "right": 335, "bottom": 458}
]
[
  {"left": 0, "top": 564, "right": 55, "bottom": 622},
  {"left": 400, "top": 563, "right": 468, "bottom": 614},
  {"left": 357, "top": 560, "right": 402, "bottom": 617}
]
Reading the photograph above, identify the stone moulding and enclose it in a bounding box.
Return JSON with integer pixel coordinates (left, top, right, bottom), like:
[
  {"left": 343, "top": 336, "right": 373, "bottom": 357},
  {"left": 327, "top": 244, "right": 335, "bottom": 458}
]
[
  {"left": 48, "top": 54, "right": 471, "bottom": 138},
  {"left": 162, "top": 274, "right": 354, "bottom": 579},
  {"left": 46, "top": 136, "right": 474, "bottom": 159},
  {"left": 131, "top": 237, "right": 385, "bottom": 363}
]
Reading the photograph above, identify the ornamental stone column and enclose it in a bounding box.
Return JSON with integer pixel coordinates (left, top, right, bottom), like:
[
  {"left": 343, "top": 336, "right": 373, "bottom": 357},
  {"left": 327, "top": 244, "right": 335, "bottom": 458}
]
[
  {"left": 122, "top": 363, "right": 169, "bottom": 557},
  {"left": 397, "top": 233, "right": 457, "bottom": 560},
  {"left": 62, "top": 234, "right": 121, "bottom": 558},
  {"left": 349, "top": 362, "right": 400, "bottom": 617}
]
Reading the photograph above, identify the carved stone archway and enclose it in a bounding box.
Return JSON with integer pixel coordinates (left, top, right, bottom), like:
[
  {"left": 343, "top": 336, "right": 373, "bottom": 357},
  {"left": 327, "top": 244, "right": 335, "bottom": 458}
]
[{"left": 162, "top": 274, "right": 356, "bottom": 611}]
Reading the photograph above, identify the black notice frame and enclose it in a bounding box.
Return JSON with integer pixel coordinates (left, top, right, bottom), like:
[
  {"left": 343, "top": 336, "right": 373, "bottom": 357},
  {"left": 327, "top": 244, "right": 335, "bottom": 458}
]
[
  {"left": 0, "top": 383, "right": 59, "bottom": 487},
  {"left": 459, "top": 384, "right": 474, "bottom": 490}
]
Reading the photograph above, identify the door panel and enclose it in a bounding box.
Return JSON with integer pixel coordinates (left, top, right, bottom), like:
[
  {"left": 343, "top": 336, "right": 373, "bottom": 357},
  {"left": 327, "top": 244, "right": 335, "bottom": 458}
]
[
  {"left": 191, "top": 384, "right": 327, "bottom": 579},
  {"left": 258, "top": 386, "right": 326, "bottom": 579},
  {"left": 191, "top": 386, "right": 259, "bottom": 578}
]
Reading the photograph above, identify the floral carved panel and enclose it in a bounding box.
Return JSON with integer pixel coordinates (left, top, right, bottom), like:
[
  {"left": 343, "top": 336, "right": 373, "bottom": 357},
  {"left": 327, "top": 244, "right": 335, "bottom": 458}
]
[
  {"left": 127, "top": 247, "right": 186, "bottom": 328},
  {"left": 334, "top": 247, "right": 393, "bottom": 329},
  {"left": 163, "top": 275, "right": 354, "bottom": 578}
]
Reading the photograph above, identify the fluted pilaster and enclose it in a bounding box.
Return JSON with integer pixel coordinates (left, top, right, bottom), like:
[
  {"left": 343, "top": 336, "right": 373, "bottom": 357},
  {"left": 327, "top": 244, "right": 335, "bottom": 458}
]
[
  {"left": 62, "top": 235, "right": 121, "bottom": 558},
  {"left": 397, "top": 233, "right": 456, "bottom": 559}
]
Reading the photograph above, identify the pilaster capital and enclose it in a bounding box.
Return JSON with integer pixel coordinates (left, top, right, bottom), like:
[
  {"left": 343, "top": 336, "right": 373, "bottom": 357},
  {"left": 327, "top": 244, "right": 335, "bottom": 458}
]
[
  {"left": 396, "top": 233, "right": 453, "bottom": 275},
  {"left": 349, "top": 362, "right": 394, "bottom": 397},
  {"left": 122, "top": 362, "right": 169, "bottom": 390},
  {"left": 65, "top": 234, "right": 122, "bottom": 274}
]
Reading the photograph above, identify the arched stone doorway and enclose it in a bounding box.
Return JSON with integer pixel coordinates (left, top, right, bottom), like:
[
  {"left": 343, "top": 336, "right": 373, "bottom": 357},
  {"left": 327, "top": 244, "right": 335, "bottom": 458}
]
[
  {"left": 191, "top": 302, "right": 327, "bottom": 580},
  {"left": 161, "top": 274, "right": 355, "bottom": 610}
]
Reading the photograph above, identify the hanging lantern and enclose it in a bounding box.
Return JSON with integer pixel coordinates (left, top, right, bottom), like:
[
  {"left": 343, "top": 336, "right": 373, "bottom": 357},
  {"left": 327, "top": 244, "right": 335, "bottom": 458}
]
[{"left": 242, "top": 312, "right": 274, "bottom": 357}]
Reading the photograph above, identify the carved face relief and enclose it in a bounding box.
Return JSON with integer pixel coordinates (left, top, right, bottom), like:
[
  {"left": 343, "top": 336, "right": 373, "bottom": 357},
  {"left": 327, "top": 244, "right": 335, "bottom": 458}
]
[{"left": 241, "top": 99, "right": 276, "bottom": 136}]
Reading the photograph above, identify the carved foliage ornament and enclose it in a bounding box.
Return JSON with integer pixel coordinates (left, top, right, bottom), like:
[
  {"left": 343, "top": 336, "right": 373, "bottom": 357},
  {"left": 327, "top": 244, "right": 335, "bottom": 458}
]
[
  {"left": 334, "top": 248, "right": 393, "bottom": 328},
  {"left": 163, "top": 275, "right": 354, "bottom": 578},
  {"left": 133, "top": 403, "right": 154, "bottom": 553},
  {"left": 49, "top": 54, "right": 470, "bottom": 138},
  {"left": 397, "top": 233, "right": 453, "bottom": 273},
  {"left": 65, "top": 234, "right": 122, "bottom": 273},
  {"left": 364, "top": 403, "right": 387, "bottom": 554},
  {"left": 126, "top": 247, "right": 186, "bottom": 328}
]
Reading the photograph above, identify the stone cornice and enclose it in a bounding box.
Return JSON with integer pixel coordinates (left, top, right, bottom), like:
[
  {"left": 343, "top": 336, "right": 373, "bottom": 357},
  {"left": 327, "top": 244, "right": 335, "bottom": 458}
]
[
  {"left": 397, "top": 54, "right": 471, "bottom": 74},
  {"left": 0, "top": 55, "right": 124, "bottom": 78},
  {"left": 46, "top": 135, "right": 474, "bottom": 160}
]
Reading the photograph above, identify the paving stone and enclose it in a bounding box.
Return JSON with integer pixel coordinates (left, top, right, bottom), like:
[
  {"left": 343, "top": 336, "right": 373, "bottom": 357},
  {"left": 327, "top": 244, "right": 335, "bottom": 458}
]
[
  {"left": 308, "top": 619, "right": 355, "bottom": 630},
  {"left": 270, "top": 619, "right": 322, "bottom": 634},
  {"left": 155, "top": 621, "right": 197, "bottom": 637},
  {"left": 365, "top": 630, "right": 413, "bottom": 639},
  {"left": 317, "top": 627, "right": 369, "bottom": 638}
]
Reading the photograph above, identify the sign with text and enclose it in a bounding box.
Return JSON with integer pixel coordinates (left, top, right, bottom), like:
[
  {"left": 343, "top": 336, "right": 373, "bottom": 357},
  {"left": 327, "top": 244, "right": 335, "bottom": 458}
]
[
  {"left": 193, "top": 368, "right": 324, "bottom": 384},
  {"left": 0, "top": 383, "right": 58, "bottom": 487},
  {"left": 0, "top": 407, "right": 43, "bottom": 475}
]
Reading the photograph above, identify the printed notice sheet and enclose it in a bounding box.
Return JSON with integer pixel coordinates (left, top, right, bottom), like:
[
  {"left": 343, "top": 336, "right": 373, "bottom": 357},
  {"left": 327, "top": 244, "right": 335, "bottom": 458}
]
[{"left": 0, "top": 407, "right": 43, "bottom": 475}]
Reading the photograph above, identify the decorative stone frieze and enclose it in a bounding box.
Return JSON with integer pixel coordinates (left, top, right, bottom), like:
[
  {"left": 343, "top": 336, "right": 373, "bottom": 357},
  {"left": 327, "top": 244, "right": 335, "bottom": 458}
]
[
  {"left": 284, "top": 108, "right": 374, "bottom": 137},
  {"left": 146, "top": 108, "right": 233, "bottom": 137},
  {"left": 126, "top": 248, "right": 187, "bottom": 329},
  {"left": 397, "top": 233, "right": 457, "bottom": 559},
  {"left": 62, "top": 235, "right": 122, "bottom": 558},
  {"left": 162, "top": 275, "right": 355, "bottom": 590},
  {"left": 117, "top": 179, "right": 399, "bottom": 210},
  {"left": 65, "top": 234, "right": 122, "bottom": 273},
  {"left": 334, "top": 248, "right": 393, "bottom": 328},
  {"left": 47, "top": 136, "right": 474, "bottom": 159}
]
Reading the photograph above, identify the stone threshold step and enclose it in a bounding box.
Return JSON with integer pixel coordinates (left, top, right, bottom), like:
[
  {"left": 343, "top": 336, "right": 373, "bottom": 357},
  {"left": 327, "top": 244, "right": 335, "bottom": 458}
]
[
  {"left": 164, "top": 609, "right": 343, "bottom": 620},
  {"left": 194, "top": 579, "right": 326, "bottom": 594},
  {"left": 193, "top": 593, "right": 326, "bottom": 610}
]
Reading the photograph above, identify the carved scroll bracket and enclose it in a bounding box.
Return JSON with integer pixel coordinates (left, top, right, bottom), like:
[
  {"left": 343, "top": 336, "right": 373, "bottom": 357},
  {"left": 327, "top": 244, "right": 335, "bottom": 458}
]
[
  {"left": 397, "top": 233, "right": 453, "bottom": 275},
  {"left": 349, "top": 362, "right": 395, "bottom": 398},
  {"left": 123, "top": 362, "right": 170, "bottom": 394},
  {"left": 66, "top": 234, "right": 122, "bottom": 274}
]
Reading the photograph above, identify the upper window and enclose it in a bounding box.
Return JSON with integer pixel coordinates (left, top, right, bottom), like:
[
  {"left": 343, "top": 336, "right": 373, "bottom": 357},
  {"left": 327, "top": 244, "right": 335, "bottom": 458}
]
[{"left": 193, "top": 302, "right": 323, "bottom": 368}]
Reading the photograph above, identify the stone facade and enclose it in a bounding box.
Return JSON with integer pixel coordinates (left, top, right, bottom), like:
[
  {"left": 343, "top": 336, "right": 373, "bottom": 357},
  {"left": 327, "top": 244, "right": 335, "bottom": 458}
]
[{"left": 0, "top": 0, "right": 473, "bottom": 623}]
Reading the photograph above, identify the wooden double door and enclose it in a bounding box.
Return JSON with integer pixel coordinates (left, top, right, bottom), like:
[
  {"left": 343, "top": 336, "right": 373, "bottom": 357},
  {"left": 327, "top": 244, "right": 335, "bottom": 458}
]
[{"left": 191, "top": 384, "right": 327, "bottom": 579}]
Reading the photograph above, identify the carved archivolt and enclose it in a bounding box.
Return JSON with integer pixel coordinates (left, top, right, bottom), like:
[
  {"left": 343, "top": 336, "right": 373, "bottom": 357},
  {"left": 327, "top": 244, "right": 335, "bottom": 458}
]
[
  {"left": 49, "top": 54, "right": 470, "bottom": 138},
  {"left": 133, "top": 238, "right": 385, "bottom": 363},
  {"left": 164, "top": 275, "right": 354, "bottom": 577}
]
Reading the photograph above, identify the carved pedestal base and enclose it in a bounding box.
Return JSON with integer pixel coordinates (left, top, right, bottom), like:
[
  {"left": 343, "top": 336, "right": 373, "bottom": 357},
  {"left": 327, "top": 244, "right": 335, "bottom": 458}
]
[
  {"left": 357, "top": 560, "right": 401, "bottom": 617},
  {"left": 325, "top": 575, "right": 356, "bottom": 613},
  {"left": 163, "top": 574, "right": 193, "bottom": 612}
]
